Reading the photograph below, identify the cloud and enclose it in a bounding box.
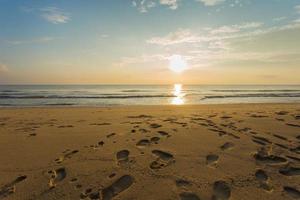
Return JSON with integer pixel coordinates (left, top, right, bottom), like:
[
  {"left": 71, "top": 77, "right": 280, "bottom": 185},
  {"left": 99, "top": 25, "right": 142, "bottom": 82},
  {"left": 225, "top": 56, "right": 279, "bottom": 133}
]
[
  {"left": 132, "top": 0, "right": 179, "bottom": 12},
  {"left": 147, "top": 20, "right": 300, "bottom": 47},
  {"left": 295, "top": 5, "right": 300, "bottom": 14},
  {"left": 159, "top": 0, "right": 179, "bottom": 10},
  {"left": 147, "top": 29, "right": 199, "bottom": 45},
  {"left": 196, "top": 0, "right": 226, "bottom": 6},
  {"left": 6, "top": 37, "right": 56, "bottom": 45},
  {"left": 132, "top": 0, "right": 239, "bottom": 12},
  {"left": 21, "top": 6, "right": 71, "bottom": 24},
  {"left": 147, "top": 22, "right": 265, "bottom": 46},
  {"left": 0, "top": 64, "right": 8, "bottom": 73},
  {"left": 40, "top": 7, "right": 70, "bottom": 24},
  {"left": 209, "top": 22, "right": 263, "bottom": 34},
  {"left": 273, "top": 16, "right": 287, "bottom": 22},
  {"left": 122, "top": 19, "right": 300, "bottom": 69},
  {"left": 132, "top": 0, "right": 157, "bottom": 13}
]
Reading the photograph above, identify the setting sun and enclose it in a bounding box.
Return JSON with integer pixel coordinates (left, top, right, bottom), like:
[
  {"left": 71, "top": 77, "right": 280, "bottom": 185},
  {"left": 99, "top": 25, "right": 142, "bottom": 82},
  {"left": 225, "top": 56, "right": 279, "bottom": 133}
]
[{"left": 169, "top": 55, "right": 188, "bottom": 74}]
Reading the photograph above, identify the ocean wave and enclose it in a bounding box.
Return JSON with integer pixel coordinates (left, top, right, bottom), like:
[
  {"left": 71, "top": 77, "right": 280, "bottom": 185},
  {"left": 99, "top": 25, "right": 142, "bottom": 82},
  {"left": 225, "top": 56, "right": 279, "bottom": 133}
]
[
  {"left": 202, "top": 93, "right": 300, "bottom": 99},
  {"left": 212, "top": 90, "right": 300, "bottom": 92},
  {"left": 0, "top": 94, "right": 175, "bottom": 99},
  {"left": 121, "top": 90, "right": 152, "bottom": 92}
]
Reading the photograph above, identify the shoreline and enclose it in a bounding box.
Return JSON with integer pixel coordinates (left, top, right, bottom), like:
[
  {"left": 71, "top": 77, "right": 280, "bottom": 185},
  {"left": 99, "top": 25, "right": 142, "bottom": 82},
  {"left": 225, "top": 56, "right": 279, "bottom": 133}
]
[{"left": 0, "top": 102, "right": 300, "bottom": 109}]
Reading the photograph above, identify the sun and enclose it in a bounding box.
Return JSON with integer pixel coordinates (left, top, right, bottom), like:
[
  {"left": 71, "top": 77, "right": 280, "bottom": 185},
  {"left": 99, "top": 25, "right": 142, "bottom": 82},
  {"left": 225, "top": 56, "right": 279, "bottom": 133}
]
[{"left": 169, "top": 54, "right": 188, "bottom": 74}]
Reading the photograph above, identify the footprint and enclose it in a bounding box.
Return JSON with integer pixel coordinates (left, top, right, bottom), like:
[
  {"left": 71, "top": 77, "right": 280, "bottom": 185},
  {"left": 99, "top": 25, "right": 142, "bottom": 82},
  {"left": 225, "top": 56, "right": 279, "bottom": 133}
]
[
  {"left": 206, "top": 154, "right": 219, "bottom": 167},
  {"left": 286, "top": 155, "right": 300, "bottom": 162},
  {"left": 274, "top": 143, "right": 288, "bottom": 149},
  {"left": 107, "top": 133, "right": 116, "bottom": 138},
  {"left": 255, "top": 169, "right": 268, "bottom": 182},
  {"left": 252, "top": 139, "right": 267, "bottom": 146},
  {"left": 55, "top": 149, "right": 79, "bottom": 164},
  {"left": 101, "top": 175, "right": 134, "bottom": 200},
  {"left": 252, "top": 136, "right": 271, "bottom": 144},
  {"left": 276, "top": 111, "right": 289, "bottom": 115},
  {"left": 286, "top": 123, "right": 300, "bottom": 128},
  {"left": 212, "top": 181, "right": 231, "bottom": 200},
  {"left": 179, "top": 192, "right": 200, "bottom": 200},
  {"left": 290, "top": 145, "right": 300, "bottom": 154},
  {"left": 152, "top": 150, "right": 174, "bottom": 161},
  {"left": 64, "top": 150, "right": 79, "bottom": 158},
  {"left": 80, "top": 188, "right": 94, "bottom": 199},
  {"left": 70, "top": 178, "right": 78, "bottom": 183},
  {"left": 136, "top": 139, "right": 150, "bottom": 147},
  {"left": 283, "top": 186, "right": 300, "bottom": 199},
  {"left": 128, "top": 115, "right": 152, "bottom": 119},
  {"left": 220, "top": 142, "right": 234, "bottom": 151},
  {"left": 176, "top": 179, "right": 191, "bottom": 187},
  {"left": 108, "top": 173, "right": 116, "bottom": 179},
  {"left": 0, "top": 175, "right": 27, "bottom": 198},
  {"left": 150, "top": 137, "right": 160, "bottom": 143},
  {"left": 279, "top": 167, "right": 300, "bottom": 176},
  {"left": 150, "top": 150, "right": 175, "bottom": 170},
  {"left": 98, "top": 141, "right": 104, "bottom": 146},
  {"left": 273, "top": 134, "right": 287, "bottom": 141},
  {"left": 158, "top": 131, "right": 170, "bottom": 137},
  {"left": 116, "top": 150, "right": 130, "bottom": 164},
  {"left": 48, "top": 167, "right": 67, "bottom": 188},
  {"left": 255, "top": 170, "right": 273, "bottom": 192},
  {"left": 75, "top": 184, "right": 82, "bottom": 189},
  {"left": 89, "top": 192, "right": 100, "bottom": 199},
  {"left": 150, "top": 123, "right": 162, "bottom": 129},
  {"left": 254, "top": 153, "right": 287, "bottom": 165},
  {"left": 220, "top": 116, "right": 232, "bottom": 119}
]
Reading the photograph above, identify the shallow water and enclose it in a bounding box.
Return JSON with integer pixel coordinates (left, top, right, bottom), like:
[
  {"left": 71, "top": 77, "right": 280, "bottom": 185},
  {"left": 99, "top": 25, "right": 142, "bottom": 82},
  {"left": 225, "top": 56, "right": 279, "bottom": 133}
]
[{"left": 0, "top": 84, "right": 300, "bottom": 106}]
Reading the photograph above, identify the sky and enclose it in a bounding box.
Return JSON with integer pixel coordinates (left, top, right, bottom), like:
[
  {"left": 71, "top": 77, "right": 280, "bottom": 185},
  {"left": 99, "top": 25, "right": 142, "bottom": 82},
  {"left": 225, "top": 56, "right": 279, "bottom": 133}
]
[{"left": 0, "top": 0, "right": 300, "bottom": 84}]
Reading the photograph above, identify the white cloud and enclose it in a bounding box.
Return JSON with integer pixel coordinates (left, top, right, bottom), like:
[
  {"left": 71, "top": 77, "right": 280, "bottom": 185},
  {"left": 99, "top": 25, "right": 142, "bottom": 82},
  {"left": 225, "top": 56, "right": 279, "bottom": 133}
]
[
  {"left": 159, "top": 0, "right": 179, "bottom": 10},
  {"left": 295, "top": 5, "right": 300, "bottom": 14},
  {"left": 132, "top": 0, "right": 157, "bottom": 13},
  {"left": 196, "top": 0, "right": 226, "bottom": 6},
  {"left": 294, "top": 18, "right": 300, "bottom": 23},
  {"left": 40, "top": 7, "right": 70, "bottom": 24},
  {"left": 147, "top": 29, "right": 199, "bottom": 45},
  {"left": 122, "top": 19, "right": 300, "bottom": 69},
  {"left": 273, "top": 16, "right": 287, "bottom": 22},
  {"left": 210, "top": 22, "right": 263, "bottom": 34},
  {"left": 132, "top": 0, "right": 247, "bottom": 12},
  {"left": 147, "top": 20, "right": 300, "bottom": 47},
  {"left": 147, "top": 22, "right": 265, "bottom": 46},
  {"left": 6, "top": 37, "right": 56, "bottom": 45},
  {"left": 132, "top": 0, "right": 179, "bottom": 12},
  {"left": 99, "top": 34, "right": 109, "bottom": 39},
  {"left": 0, "top": 64, "right": 8, "bottom": 73}
]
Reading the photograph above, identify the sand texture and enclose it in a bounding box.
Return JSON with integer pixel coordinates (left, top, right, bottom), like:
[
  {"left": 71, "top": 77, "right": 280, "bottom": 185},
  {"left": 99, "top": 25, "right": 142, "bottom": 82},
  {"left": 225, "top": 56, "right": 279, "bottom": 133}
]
[{"left": 0, "top": 104, "right": 300, "bottom": 200}]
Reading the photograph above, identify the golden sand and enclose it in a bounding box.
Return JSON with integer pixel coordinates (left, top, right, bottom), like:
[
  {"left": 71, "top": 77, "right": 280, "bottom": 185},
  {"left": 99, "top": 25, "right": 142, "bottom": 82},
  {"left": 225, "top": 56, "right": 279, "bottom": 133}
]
[{"left": 0, "top": 104, "right": 299, "bottom": 200}]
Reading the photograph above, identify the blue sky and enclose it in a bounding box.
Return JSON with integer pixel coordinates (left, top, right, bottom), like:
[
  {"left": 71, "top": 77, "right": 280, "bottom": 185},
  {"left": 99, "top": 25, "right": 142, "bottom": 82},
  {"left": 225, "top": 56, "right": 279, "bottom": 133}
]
[{"left": 0, "top": 0, "right": 300, "bottom": 84}]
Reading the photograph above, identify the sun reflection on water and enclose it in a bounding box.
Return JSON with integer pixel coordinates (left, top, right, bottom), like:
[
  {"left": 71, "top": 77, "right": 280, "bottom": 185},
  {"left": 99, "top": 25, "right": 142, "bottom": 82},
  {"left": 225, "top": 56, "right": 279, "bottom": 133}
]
[{"left": 171, "top": 84, "right": 185, "bottom": 105}]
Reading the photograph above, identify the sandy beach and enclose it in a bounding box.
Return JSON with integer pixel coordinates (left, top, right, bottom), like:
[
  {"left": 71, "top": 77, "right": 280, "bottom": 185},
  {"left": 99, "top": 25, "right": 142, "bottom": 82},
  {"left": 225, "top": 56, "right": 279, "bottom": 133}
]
[{"left": 0, "top": 104, "right": 299, "bottom": 200}]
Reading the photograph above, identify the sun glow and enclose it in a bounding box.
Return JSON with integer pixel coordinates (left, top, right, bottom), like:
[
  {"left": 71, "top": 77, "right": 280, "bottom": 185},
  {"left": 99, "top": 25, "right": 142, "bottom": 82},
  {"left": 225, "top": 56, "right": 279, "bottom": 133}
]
[
  {"left": 171, "top": 84, "right": 185, "bottom": 105},
  {"left": 169, "top": 55, "right": 188, "bottom": 74}
]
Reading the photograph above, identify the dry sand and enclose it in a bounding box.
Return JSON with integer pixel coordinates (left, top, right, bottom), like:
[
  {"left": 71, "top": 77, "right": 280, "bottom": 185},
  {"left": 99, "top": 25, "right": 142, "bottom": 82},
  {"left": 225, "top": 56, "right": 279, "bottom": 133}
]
[{"left": 0, "top": 104, "right": 300, "bottom": 200}]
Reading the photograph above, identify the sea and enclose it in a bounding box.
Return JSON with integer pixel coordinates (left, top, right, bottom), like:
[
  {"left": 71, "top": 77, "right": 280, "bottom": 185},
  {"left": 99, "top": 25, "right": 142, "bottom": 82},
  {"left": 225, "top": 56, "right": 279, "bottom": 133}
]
[{"left": 0, "top": 84, "right": 300, "bottom": 107}]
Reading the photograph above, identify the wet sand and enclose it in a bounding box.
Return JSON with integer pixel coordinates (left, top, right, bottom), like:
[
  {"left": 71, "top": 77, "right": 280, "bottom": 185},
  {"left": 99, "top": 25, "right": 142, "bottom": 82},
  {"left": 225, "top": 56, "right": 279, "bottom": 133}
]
[{"left": 0, "top": 104, "right": 299, "bottom": 200}]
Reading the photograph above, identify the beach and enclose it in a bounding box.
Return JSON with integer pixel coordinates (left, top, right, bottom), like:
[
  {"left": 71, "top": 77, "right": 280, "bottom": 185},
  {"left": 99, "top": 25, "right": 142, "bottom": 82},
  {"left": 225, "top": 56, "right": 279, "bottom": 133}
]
[{"left": 0, "top": 104, "right": 299, "bottom": 200}]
